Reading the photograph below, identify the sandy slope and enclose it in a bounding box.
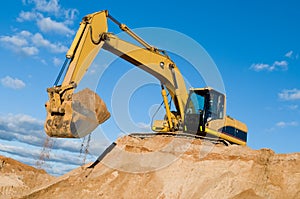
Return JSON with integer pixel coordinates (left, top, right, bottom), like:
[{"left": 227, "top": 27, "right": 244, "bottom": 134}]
[
  {"left": 0, "top": 155, "right": 54, "bottom": 199},
  {"left": 17, "top": 135, "right": 299, "bottom": 199}
]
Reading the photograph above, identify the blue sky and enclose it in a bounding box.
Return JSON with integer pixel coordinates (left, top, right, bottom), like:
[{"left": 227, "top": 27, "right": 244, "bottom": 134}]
[{"left": 0, "top": 0, "right": 299, "bottom": 175}]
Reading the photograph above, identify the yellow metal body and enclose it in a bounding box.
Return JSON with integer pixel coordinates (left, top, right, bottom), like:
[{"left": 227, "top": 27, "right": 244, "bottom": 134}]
[
  {"left": 161, "top": 86, "right": 173, "bottom": 130},
  {"left": 45, "top": 10, "right": 248, "bottom": 145}
]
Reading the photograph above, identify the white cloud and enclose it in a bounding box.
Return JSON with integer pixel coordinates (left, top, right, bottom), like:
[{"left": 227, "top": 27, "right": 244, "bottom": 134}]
[
  {"left": 278, "top": 89, "right": 300, "bottom": 101},
  {"left": 1, "top": 114, "right": 45, "bottom": 144},
  {"left": 0, "top": 31, "right": 38, "bottom": 56},
  {"left": 250, "top": 60, "right": 288, "bottom": 72},
  {"left": 136, "top": 122, "right": 152, "bottom": 132},
  {"left": 1, "top": 76, "right": 26, "bottom": 89},
  {"left": 37, "top": 17, "right": 74, "bottom": 35},
  {"left": 40, "top": 58, "right": 47, "bottom": 65},
  {"left": 273, "top": 60, "right": 288, "bottom": 69},
  {"left": 17, "top": 10, "right": 76, "bottom": 36},
  {"left": 287, "top": 104, "right": 298, "bottom": 110},
  {"left": 21, "top": 0, "right": 78, "bottom": 26},
  {"left": 53, "top": 57, "right": 62, "bottom": 66},
  {"left": 285, "top": 50, "right": 293, "bottom": 58},
  {"left": 0, "top": 113, "right": 105, "bottom": 175},
  {"left": 31, "top": 0, "right": 60, "bottom": 14},
  {"left": 284, "top": 50, "right": 299, "bottom": 60},
  {"left": 0, "top": 113, "right": 84, "bottom": 153},
  {"left": 21, "top": 46, "right": 39, "bottom": 55},
  {"left": 0, "top": 143, "right": 41, "bottom": 159},
  {"left": 0, "top": 31, "right": 67, "bottom": 56},
  {"left": 31, "top": 33, "right": 68, "bottom": 53},
  {"left": 4, "top": 0, "right": 76, "bottom": 60},
  {"left": 250, "top": 63, "right": 270, "bottom": 71},
  {"left": 276, "top": 121, "right": 298, "bottom": 128},
  {"left": 0, "top": 114, "right": 43, "bottom": 137},
  {"left": 64, "top": 9, "right": 79, "bottom": 24},
  {"left": 17, "top": 11, "right": 40, "bottom": 22},
  {"left": 250, "top": 50, "right": 295, "bottom": 72},
  {"left": 0, "top": 35, "right": 28, "bottom": 47},
  {"left": 0, "top": 113, "right": 107, "bottom": 157},
  {"left": 32, "top": 0, "right": 78, "bottom": 21},
  {"left": 32, "top": 32, "right": 49, "bottom": 46},
  {"left": 19, "top": 30, "right": 32, "bottom": 37},
  {"left": 22, "top": 0, "right": 60, "bottom": 13},
  {"left": 0, "top": 142, "right": 86, "bottom": 173}
]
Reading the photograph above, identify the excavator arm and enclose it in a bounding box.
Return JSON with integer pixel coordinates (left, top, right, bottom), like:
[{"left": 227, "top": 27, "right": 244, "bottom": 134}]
[{"left": 45, "top": 10, "right": 188, "bottom": 138}]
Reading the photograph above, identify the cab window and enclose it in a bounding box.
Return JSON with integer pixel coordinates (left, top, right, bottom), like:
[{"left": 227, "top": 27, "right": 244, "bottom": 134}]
[
  {"left": 207, "top": 92, "right": 224, "bottom": 120},
  {"left": 186, "top": 92, "right": 204, "bottom": 114}
]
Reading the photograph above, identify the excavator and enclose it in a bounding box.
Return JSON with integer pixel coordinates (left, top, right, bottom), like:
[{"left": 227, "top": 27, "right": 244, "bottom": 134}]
[{"left": 44, "top": 10, "right": 247, "bottom": 146}]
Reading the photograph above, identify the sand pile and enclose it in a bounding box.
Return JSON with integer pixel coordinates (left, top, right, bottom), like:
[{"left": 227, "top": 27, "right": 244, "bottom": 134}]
[
  {"left": 0, "top": 155, "right": 54, "bottom": 199},
  {"left": 16, "top": 135, "right": 299, "bottom": 199}
]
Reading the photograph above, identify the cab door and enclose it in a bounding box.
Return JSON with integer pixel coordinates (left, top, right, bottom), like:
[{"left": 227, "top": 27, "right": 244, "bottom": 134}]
[{"left": 183, "top": 90, "right": 205, "bottom": 135}]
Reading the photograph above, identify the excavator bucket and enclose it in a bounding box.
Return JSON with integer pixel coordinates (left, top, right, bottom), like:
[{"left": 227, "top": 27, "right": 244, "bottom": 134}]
[{"left": 44, "top": 88, "right": 110, "bottom": 138}]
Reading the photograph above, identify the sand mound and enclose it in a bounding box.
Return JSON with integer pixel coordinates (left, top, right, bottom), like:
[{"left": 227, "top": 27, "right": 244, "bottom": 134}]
[
  {"left": 0, "top": 156, "right": 54, "bottom": 199},
  {"left": 16, "top": 135, "right": 299, "bottom": 199}
]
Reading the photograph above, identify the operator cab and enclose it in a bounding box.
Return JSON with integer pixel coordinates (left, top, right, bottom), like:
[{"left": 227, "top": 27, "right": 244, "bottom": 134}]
[{"left": 183, "top": 87, "right": 225, "bottom": 135}]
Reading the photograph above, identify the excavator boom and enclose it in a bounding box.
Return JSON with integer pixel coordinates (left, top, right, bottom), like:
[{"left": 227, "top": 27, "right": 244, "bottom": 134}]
[
  {"left": 44, "top": 10, "right": 188, "bottom": 138},
  {"left": 45, "top": 11, "right": 110, "bottom": 138}
]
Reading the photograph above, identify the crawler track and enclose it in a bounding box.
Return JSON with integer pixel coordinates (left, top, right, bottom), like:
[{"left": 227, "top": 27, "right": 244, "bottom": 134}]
[{"left": 129, "top": 132, "right": 231, "bottom": 146}]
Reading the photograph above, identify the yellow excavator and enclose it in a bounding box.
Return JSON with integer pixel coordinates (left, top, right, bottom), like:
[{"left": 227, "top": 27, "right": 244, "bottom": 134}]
[{"left": 44, "top": 10, "right": 247, "bottom": 145}]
